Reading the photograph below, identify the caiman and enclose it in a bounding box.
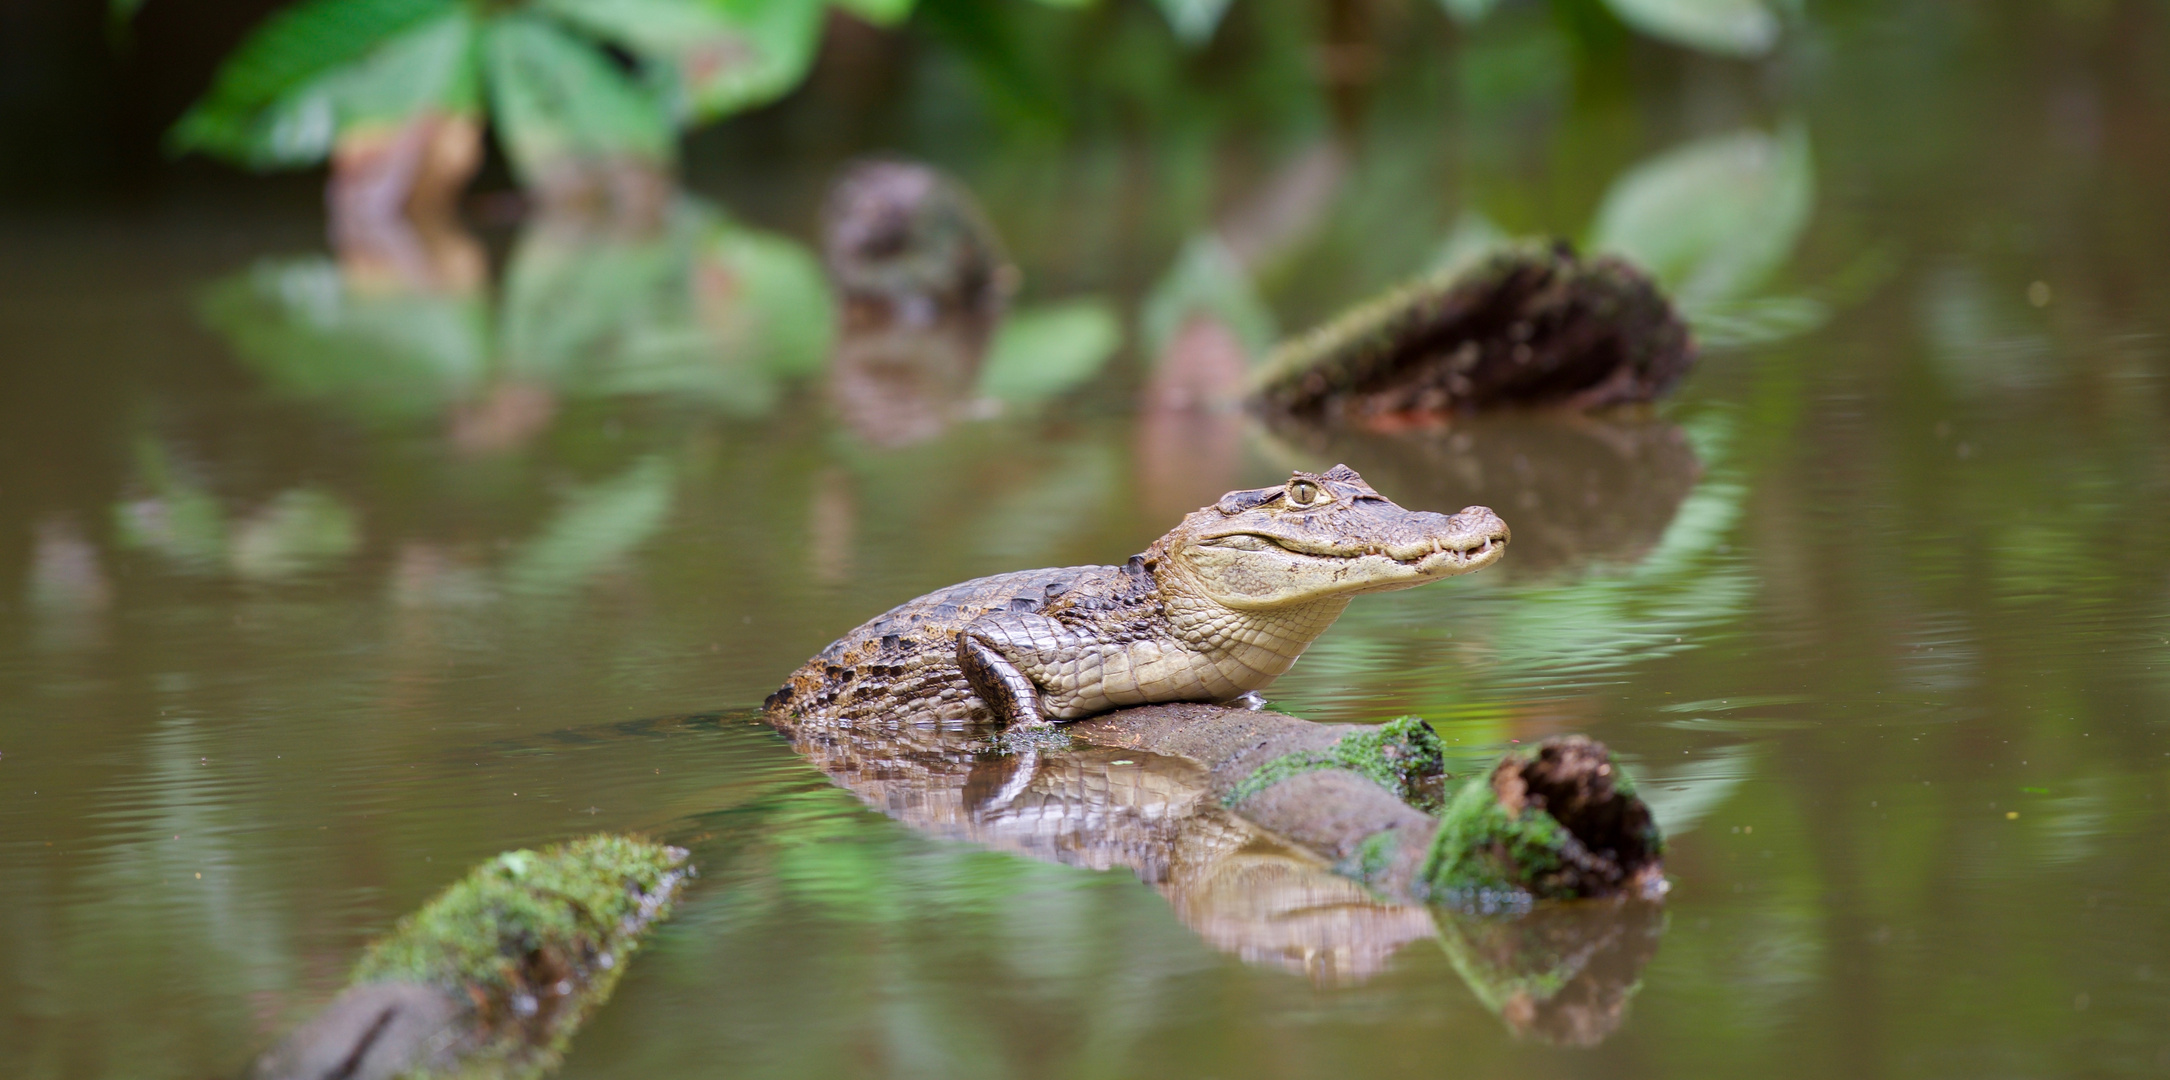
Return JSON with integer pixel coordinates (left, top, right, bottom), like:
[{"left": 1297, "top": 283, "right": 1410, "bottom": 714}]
[{"left": 767, "top": 465, "right": 1508, "bottom": 729}]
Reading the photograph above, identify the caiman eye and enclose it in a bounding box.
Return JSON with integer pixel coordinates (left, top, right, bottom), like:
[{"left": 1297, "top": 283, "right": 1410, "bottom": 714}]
[
  {"left": 1288, "top": 480, "right": 1320, "bottom": 506},
  {"left": 1209, "top": 534, "right": 1268, "bottom": 550}
]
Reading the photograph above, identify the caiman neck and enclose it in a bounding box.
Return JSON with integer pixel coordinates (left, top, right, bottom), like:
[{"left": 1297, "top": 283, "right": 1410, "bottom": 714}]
[{"left": 1150, "top": 558, "right": 1353, "bottom": 680}]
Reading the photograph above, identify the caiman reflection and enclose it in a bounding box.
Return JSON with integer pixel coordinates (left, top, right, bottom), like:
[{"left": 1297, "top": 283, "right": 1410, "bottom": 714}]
[{"left": 772, "top": 713, "right": 1430, "bottom": 983}]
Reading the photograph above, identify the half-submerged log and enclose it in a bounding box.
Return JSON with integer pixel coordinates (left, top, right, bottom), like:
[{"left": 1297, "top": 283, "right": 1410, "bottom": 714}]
[
  {"left": 1250, "top": 242, "right": 1694, "bottom": 421},
  {"left": 252, "top": 835, "right": 691, "bottom": 1080}
]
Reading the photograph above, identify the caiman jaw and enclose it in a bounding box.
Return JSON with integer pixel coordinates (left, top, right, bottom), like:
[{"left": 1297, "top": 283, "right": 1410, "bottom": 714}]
[
  {"left": 1225, "top": 525, "right": 1506, "bottom": 573},
  {"left": 1167, "top": 471, "right": 1510, "bottom": 610}
]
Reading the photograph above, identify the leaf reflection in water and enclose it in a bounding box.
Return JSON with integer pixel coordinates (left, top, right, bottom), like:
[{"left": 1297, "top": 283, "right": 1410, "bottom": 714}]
[{"left": 200, "top": 194, "right": 835, "bottom": 435}]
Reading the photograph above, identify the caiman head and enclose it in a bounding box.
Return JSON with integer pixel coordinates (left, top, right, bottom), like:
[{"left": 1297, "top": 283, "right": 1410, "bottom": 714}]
[{"left": 1149, "top": 464, "right": 1509, "bottom": 610}]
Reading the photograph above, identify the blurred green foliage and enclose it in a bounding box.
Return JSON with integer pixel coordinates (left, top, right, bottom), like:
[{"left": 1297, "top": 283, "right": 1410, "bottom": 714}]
[
  {"left": 163, "top": 0, "right": 1797, "bottom": 185},
  {"left": 200, "top": 198, "right": 833, "bottom": 424}
]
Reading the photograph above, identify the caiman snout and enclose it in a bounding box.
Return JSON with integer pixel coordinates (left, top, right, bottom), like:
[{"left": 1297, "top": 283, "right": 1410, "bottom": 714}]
[
  {"left": 1384, "top": 505, "right": 1510, "bottom": 563},
  {"left": 1448, "top": 505, "right": 1511, "bottom": 551}
]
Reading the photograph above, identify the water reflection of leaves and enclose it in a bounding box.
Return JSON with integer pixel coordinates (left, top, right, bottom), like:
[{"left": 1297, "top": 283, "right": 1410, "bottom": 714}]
[
  {"left": 1588, "top": 124, "right": 1821, "bottom": 347},
  {"left": 976, "top": 300, "right": 1123, "bottom": 405},
  {"left": 502, "top": 456, "right": 677, "bottom": 598},
  {"left": 1599, "top": 0, "right": 1783, "bottom": 58},
  {"left": 200, "top": 259, "right": 492, "bottom": 425},
  {"left": 112, "top": 440, "right": 365, "bottom": 581},
  {"left": 202, "top": 197, "right": 835, "bottom": 431},
  {"left": 502, "top": 202, "right": 834, "bottom": 414}
]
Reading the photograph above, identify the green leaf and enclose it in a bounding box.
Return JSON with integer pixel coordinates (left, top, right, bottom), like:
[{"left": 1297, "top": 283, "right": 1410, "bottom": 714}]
[
  {"left": 912, "top": 0, "right": 1064, "bottom": 128},
  {"left": 485, "top": 13, "right": 675, "bottom": 183},
  {"left": 1587, "top": 124, "right": 1813, "bottom": 311},
  {"left": 1428, "top": 210, "right": 1514, "bottom": 280},
  {"left": 1138, "top": 236, "right": 1274, "bottom": 362},
  {"left": 170, "top": 0, "right": 457, "bottom": 166},
  {"left": 830, "top": 0, "right": 916, "bottom": 26},
  {"left": 978, "top": 300, "right": 1123, "bottom": 404},
  {"left": 535, "top": 0, "right": 809, "bottom": 121},
  {"left": 1153, "top": 0, "right": 1234, "bottom": 45},
  {"left": 309, "top": 9, "right": 480, "bottom": 132},
  {"left": 654, "top": 0, "right": 831, "bottom": 120},
  {"left": 1437, "top": 0, "right": 1500, "bottom": 24},
  {"left": 1599, "top": 0, "right": 1780, "bottom": 57}
]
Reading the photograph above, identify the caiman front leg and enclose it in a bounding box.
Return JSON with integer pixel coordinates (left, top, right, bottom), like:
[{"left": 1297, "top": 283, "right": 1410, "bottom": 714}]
[{"left": 956, "top": 613, "right": 1075, "bottom": 729}]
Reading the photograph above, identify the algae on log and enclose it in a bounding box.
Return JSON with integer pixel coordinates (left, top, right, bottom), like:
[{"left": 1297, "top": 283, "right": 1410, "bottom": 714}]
[
  {"left": 252, "top": 834, "right": 691, "bottom": 1080},
  {"left": 1249, "top": 242, "right": 1695, "bottom": 420}
]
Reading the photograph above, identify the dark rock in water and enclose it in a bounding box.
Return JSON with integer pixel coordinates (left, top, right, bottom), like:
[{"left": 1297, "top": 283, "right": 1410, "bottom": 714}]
[
  {"left": 1259, "top": 410, "right": 1702, "bottom": 576},
  {"left": 1250, "top": 242, "right": 1694, "bottom": 420},
  {"left": 821, "top": 160, "right": 1017, "bottom": 322}
]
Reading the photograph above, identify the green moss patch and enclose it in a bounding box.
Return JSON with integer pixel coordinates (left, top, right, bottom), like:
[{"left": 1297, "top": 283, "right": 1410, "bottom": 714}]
[
  {"left": 1222, "top": 715, "right": 1446, "bottom": 811},
  {"left": 350, "top": 834, "right": 692, "bottom": 1078},
  {"left": 1420, "top": 737, "right": 1664, "bottom": 907}
]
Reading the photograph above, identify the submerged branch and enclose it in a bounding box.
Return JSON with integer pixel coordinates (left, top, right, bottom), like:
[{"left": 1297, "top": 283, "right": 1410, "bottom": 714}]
[{"left": 252, "top": 835, "right": 691, "bottom": 1080}]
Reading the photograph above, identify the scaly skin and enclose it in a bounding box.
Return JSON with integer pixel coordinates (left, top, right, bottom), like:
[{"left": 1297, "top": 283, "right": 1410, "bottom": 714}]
[{"left": 767, "top": 465, "right": 1508, "bottom": 729}]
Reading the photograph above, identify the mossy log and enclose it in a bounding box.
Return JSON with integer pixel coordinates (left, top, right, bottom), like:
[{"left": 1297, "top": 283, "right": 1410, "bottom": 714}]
[
  {"left": 1248, "top": 242, "right": 1694, "bottom": 421},
  {"left": 252, "top": 835, "right": 691, "bottom": 1080},
  {"left": 1069, "top": 705, "right": 1665, "bottom": 907}
]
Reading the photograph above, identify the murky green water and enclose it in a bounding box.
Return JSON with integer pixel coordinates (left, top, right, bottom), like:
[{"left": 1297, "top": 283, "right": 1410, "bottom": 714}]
[{"left": 6, "top": 5, "right": 2170, "bottom": 1077}]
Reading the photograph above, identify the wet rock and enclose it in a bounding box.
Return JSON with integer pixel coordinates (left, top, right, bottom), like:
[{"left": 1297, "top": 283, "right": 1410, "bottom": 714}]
[{"left": 1250, "top": 242, "right": 1694, "bottom": 420}]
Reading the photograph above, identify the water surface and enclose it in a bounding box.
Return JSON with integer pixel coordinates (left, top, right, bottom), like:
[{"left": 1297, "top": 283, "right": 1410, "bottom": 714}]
[{"left": 4, "top": 5, "right": 2170, "bottom": 1076}]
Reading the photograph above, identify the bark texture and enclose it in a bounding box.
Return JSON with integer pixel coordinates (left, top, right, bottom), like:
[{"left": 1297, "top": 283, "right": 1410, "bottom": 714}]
[{"left": 1249, "top": 242, "right": 1694, "bottom": 421}]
